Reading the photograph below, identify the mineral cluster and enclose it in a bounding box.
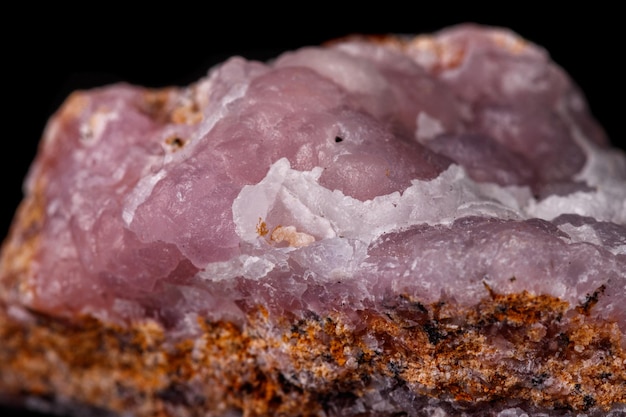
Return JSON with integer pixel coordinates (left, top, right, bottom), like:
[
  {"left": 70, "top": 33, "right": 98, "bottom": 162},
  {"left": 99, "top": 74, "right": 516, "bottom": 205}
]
[{"left": 1, "top": 25, "right": 625, "bottom": 417}]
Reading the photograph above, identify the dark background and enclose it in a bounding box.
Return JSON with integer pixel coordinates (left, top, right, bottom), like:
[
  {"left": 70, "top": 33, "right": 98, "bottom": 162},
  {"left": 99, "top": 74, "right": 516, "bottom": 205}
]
[{"left": 1, "top": 6, "right": 624, "bottom": 417}]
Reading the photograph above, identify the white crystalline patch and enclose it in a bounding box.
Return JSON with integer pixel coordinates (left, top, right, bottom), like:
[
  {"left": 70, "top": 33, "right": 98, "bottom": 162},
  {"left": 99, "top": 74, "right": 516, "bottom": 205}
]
[
  {"left": 232, "top": 158, "right": 529, "bottom": 254},
  {"left": 415, "top": 112, "right": 445, "bottom": 142},
  {"left": 527, "top": 189, "right": 626, "bottom": 225},
  {"left": 496, "top": 408, "right": 530, "bottom": 417},
  {"left": 79, "top": 108, "right": 120, "bottom": 145},
  {"left": 6, "top": 305, "right": 35, "bottom": 324},
  {"left": 192, "top": 82, "right": 248, "bottom": 143},
  {"left": 122, "top": 170, "right": 167, "bottom": 225},
  {"left": 216, "top": 139, "right": 626, "bottom": 282},
  {"left": 565, "top": 98, "right": 626, "bottom": 188},
  {"left": 233, "top": 159, "right": 335, "bottom": 243},
  {"left": 480, "top": 108, "right": 521, "bottom": 139},
  {"left": 523, "top": 127, "right": 626, "bottom": 226},
  {"left": 557, "top": 223, "right": 603, "bottom": 247},
  {"left": 556, "top": 223, "right": 626, "bottom": 256},
  {"left": 197, "top": 254, "right": 277, "bottom": 282},
  {"left": 555, "top": 99, "right": 626, "bottom": 225},
  {"left": 500, "top": 65, "right": 549, "bottom": 95},
  {"left": 290, "top": 238, "right": 369, "bottom": 283}
]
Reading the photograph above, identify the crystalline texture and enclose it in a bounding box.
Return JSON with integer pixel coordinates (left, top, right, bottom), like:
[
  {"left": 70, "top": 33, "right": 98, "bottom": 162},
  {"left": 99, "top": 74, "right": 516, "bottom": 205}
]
[{"left": 0, "top": 25, "right": 625, "bottom": 417}]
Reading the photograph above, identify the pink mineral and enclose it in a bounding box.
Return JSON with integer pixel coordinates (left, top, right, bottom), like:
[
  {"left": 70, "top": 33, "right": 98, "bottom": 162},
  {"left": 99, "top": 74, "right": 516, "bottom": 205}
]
[{"left": 1, "top": 25, "right": 625, "bottom": 417}]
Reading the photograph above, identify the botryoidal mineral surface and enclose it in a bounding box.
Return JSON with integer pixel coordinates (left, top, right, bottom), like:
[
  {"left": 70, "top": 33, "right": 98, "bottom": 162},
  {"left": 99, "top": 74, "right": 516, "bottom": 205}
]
[{"left": 1, "top": 25, "right": 625, "bottom": 417}]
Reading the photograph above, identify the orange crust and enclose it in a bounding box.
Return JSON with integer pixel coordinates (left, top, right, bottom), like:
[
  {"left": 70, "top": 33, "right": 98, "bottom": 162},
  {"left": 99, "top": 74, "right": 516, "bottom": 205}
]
[
  {"left": 1, "top": 287, "right": 625, "bottom": 416},
  {"left": 142, "top": 88, "right": 203, "bottom": 126},
  {"left": 0, "top": 180, "right": 45, "bottom": 306}
]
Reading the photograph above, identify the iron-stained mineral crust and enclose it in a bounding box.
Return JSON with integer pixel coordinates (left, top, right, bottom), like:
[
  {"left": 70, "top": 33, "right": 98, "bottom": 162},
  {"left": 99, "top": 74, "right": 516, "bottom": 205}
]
[{"left": 1, "top": 25, "right": 625, "bottom": 417}]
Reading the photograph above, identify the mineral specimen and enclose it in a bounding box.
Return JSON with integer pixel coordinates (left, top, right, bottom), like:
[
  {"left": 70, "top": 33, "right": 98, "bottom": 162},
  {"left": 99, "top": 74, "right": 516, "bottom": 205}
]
[{"left": 1, "top": 24, "right": 625, "bottom": 417}]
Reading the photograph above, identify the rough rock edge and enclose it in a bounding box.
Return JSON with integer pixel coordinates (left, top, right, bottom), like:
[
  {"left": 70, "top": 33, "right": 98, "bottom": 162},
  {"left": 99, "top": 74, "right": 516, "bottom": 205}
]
[{"left": 1, "top": 31, "right": 626, "bottom": 416}]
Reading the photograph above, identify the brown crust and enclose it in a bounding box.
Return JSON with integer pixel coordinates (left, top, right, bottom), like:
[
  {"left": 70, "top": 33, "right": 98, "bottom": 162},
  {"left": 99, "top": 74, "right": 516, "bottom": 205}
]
[
  {"left": 0, "top": 181, "right": 45, "bottom": 306},
  {"left": 1, "top": 287, "right": 624, "bottom": 416},
  {"left": 141, "top": 88, "right": 203, "bottom": 126}
]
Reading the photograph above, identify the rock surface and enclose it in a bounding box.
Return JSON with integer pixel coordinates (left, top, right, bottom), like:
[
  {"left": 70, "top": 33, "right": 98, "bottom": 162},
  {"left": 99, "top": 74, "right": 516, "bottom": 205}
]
[{"left": 1, "top": 25, "right": 625, "bottom": 416}]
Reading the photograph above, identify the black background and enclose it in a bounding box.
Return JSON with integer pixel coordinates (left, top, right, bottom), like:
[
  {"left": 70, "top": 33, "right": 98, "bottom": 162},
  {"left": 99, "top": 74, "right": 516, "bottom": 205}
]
[{"left": 1, "top": 5, "right": 624, "bottom": 417}]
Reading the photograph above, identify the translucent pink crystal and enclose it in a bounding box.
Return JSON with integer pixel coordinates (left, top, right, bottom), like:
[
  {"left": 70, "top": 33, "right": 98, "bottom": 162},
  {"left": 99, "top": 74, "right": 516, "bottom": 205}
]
[{"left": 21, "top": 25, "right": 624, "bottom": 328}]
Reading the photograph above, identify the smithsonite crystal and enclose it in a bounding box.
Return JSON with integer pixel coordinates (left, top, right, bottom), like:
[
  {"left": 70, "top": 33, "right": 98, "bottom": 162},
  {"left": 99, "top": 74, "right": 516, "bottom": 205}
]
[{"left": 1, "top": 25, "right": 625, "bottom": 417}]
